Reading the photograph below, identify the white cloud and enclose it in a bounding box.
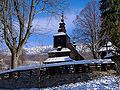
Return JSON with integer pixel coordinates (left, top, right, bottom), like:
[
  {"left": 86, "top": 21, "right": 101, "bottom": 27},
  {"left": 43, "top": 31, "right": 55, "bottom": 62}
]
[
  {"left": 26, "top": 10, "right": 83, "bottom": 47},
  {"left": 31, "top": 11, "right": 77, "bottom": 35}
]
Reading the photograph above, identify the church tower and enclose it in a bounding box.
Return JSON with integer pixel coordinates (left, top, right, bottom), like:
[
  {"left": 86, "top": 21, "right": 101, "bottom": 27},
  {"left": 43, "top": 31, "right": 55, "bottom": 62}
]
[
  {"left": 54, "top": 13, "right": 70, "bottom": 48},
  {"left": 44, "top": 13, "right": 84, "bottom": 64}
]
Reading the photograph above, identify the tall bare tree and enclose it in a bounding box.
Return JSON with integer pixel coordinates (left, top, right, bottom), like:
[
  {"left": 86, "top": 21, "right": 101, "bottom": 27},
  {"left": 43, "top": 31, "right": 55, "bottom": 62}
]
[
  {"left": 73, "top": 0, "right": 100, "bottom": 59},
  {"left": 1, "top": 0, "right": 68, "bottom": 69}
]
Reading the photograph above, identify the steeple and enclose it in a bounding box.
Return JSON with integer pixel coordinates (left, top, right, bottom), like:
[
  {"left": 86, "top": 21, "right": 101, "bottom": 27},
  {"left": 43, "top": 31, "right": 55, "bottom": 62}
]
[
  {"left": 44, "top": 12, "right": 84, "bottom": 63},
  {"left": 58, "top": 13, "right": 66, "bottom": 33}
]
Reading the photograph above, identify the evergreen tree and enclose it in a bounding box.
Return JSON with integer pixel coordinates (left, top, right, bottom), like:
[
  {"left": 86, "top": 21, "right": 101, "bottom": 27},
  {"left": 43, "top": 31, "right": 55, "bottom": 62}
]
[
  {"left": 109, "top": 0, "right": 120, "bottom": 49},
  {"left": 99, "top": 0, "right": 120, "bottom": 48},
  {"left": 100, "top": 0, "right": 120, "bottom": 73},
  {"left": 99, "top": 0, "right": 110, "bottom": 45}
]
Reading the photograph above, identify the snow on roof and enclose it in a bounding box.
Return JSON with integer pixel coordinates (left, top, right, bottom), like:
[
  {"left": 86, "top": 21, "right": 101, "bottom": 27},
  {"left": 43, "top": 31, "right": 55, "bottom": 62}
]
[
  {"left": 44, "top": 56, "right": 74, "bottom": 63},
  {"left": 54, "top": 32, "right": 66, "bottom": 36},
  {"left": 107, "top": 42, "right": 112, "bottom": 46},
  {"left": 0, "top": 59, "right": 115, "bottom": 75},
  {"left": 42, "top": 59, "right": 115, "bottom": 68},
  {"left": 99, "top": 42, "right": 119, "bottom": 52},
  {"left": 49, "top": 48, "right": 71, "bottom": 53},
  {"left": 0, "top": 63, "right": 41, "bottom": 74},
  {"left": 99, "top": 46, "right": 116, "bottom": 52}
]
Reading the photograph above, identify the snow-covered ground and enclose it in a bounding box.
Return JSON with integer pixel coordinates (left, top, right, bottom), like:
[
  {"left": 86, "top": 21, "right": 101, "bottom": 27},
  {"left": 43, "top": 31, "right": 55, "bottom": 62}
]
[{"left": 19, "top": 75, "right": 120, "bottom": 90}]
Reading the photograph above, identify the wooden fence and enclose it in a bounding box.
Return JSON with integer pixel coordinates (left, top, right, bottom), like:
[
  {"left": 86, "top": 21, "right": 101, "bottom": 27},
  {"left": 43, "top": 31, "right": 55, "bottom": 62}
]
[{"left": 0, "top": 63, "right": 116, "bottom": 80}]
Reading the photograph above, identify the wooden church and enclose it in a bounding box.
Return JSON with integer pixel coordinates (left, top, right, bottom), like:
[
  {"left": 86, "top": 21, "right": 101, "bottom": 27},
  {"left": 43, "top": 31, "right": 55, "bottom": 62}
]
[
  {"left": 44, "top": 14, "right": 84, "bottom": 64},
  {"left": 98, "top": 41, "right": 120, "bottom": 59}
]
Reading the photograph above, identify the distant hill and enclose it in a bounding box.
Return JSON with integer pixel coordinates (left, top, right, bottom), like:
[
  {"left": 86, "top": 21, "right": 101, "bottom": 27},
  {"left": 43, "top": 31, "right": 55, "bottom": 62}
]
[
  {"left": 0, "top": 44, "right": 91, "bottom": 56},
  {"left": 0, "top": 45, "right": 53, "bottom": 56},
  {"left": 24, "top": 45, "right": 53, "bottom": 55}
]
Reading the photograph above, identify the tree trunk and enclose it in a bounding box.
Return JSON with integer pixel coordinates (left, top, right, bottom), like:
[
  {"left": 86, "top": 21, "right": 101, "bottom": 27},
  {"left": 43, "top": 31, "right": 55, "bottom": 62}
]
[
  {"left": 92, "top": 49, "right": 97, "bottom": 59},
  {"left": 11, "top": 52, "right": 20, "bottom": 69},
  {"left": 91, "top": 43, "right": 97, "bottom": 59}
]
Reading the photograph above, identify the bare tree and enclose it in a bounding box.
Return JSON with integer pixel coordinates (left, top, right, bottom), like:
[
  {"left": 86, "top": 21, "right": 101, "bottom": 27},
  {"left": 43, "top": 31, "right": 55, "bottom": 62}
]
[
  {"left": 0, "top": 1, "right": 3, "bottom": 43},
  {"left": 1, "top": 0, "right": 68, "bottom": 69},
  {"left": 73, "top": 0, "right": 100, "bottom": 59}
]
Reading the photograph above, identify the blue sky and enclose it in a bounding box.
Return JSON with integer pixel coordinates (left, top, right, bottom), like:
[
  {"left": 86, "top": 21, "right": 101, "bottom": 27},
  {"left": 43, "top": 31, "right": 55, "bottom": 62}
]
[{"left": 24, "top": 0, "right": 92, "bottom": 48}]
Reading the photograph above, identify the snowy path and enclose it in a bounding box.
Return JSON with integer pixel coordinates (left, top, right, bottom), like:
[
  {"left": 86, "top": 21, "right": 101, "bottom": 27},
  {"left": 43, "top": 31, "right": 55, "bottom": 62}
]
[
  {"left": 42, "top": 76, "right": 120, "bottom": 90},
  {"left": 19, "top": 75, "right": 120, "bottom": 90}
]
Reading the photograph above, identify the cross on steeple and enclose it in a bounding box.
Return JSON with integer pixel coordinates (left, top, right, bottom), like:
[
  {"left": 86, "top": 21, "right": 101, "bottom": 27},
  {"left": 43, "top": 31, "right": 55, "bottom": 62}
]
[
  {"left": 61, "top": 12, "right": 64, "bottom": 22},
  {"left": 58, "top": 12, "right": 66, "bottom": 33}
]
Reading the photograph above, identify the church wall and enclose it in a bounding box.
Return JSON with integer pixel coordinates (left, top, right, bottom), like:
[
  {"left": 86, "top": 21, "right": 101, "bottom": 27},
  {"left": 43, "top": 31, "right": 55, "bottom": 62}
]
[
  {"left": 48, "top": 52, "right": 70, "bottom": 58},
  {"left": 54, "top": 35, "right": 67, "bottom": 48}
]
